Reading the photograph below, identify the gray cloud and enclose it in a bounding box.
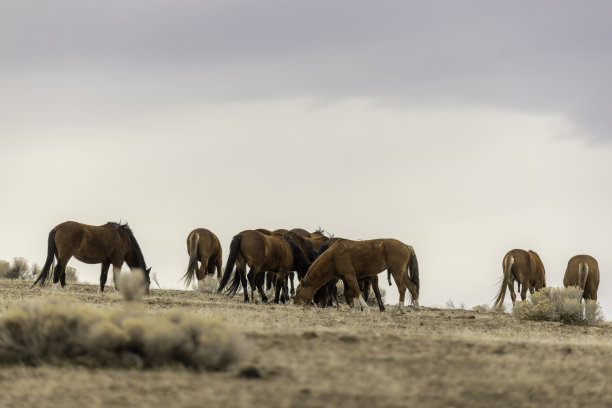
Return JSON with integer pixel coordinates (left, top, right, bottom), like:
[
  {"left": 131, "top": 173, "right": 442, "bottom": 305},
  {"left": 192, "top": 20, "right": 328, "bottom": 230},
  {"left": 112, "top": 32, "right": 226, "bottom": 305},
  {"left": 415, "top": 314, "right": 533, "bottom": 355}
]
[{"left": 2, "top": 1, "right": 611, "bottom": 140}]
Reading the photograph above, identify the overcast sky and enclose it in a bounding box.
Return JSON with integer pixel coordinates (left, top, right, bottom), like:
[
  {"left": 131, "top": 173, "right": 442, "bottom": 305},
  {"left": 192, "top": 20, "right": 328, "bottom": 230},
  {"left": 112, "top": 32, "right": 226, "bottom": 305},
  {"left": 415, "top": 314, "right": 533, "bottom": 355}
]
[{"left": 1, "top": 1, "right": 611, "bottom": 314}]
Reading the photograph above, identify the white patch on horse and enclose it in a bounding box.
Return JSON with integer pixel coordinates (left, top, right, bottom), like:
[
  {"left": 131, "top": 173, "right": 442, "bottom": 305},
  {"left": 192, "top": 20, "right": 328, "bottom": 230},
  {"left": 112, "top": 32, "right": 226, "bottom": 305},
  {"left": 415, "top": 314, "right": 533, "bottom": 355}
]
[{"left": 357, "top": 295, "right": 371, "bottom": 312}]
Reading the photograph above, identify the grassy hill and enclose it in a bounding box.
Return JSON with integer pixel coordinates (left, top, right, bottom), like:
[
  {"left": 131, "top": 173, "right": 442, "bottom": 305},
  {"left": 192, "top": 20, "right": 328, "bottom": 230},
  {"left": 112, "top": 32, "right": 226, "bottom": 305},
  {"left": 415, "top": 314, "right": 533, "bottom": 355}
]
[{"left": 0, "top": 279, "right": 610, "bottom": 408}]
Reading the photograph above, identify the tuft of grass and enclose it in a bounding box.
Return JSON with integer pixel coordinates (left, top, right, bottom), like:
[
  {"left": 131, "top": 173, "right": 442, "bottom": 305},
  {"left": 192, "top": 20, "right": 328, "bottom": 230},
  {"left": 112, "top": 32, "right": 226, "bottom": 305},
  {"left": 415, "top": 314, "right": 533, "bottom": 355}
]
[
  {"left": 193, "top": 275, "right": 219, "bottom": 294},
  {"left": 0, "top": 297, "right": 247, "bottom": 370},
  {"left": 512, "top": 286, "right": 603, "bottom": 325},
  {"left": 119, "top": 270, "right": 147, "bottom": 301},
  {"left": 446, "top": 299, "right": 465, "bottom": 310}
]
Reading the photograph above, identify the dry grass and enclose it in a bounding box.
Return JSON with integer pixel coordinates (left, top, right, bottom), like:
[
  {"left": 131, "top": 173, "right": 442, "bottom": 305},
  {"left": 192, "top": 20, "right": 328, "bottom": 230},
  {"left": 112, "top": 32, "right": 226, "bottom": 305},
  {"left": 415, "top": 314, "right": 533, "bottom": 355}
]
[
  {"left": 0, "top": 280, "right": 611, "bottom": 408},
  {"left": 513, "top": 286, "right": 604, "bottom": 325},
  {"left": 0, "top": 296, "right": 245, "bottom": 370}
]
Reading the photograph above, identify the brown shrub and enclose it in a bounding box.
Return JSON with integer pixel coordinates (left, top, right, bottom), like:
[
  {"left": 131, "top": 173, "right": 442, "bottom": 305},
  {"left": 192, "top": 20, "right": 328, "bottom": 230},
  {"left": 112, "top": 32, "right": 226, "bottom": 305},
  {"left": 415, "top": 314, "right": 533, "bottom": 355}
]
[{"left": 0, "top": 297, "right": 247, "bottom": 370}]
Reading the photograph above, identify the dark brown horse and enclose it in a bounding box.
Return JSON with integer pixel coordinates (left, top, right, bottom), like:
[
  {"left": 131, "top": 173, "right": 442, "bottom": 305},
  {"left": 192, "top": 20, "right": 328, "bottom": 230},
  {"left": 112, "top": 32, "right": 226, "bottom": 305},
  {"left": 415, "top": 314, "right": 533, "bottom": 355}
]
[
  {"left": 217, "top": 230, "right": 311, "bottom": 303},
  {"left": 256, "top": 228, "right": 318, "bottom": 298},
  {"left": 33, "top": 221, "right": 151, "bottom": 293},
  {"left": 181, "top": 228, "right": 222, "bottom": 288},
  {"left": 493, "top": 249, "right": 546, "bottom": 308},
  {"left": 294, "top": 238, "right": 419, "bottom": 312},
  {"left": 564, "top": 255, "right": 600, "bottom": 301}
]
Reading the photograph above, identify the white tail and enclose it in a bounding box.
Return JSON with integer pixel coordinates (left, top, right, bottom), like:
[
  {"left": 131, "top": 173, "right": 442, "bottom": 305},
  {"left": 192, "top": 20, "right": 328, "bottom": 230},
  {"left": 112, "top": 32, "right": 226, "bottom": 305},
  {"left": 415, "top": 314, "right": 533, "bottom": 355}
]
[
  {"left": 578, "top": 262, "right": 589, "bottom": 290},
  {"left": 494, "top": 254, "right": 514, "bottom": 309}
]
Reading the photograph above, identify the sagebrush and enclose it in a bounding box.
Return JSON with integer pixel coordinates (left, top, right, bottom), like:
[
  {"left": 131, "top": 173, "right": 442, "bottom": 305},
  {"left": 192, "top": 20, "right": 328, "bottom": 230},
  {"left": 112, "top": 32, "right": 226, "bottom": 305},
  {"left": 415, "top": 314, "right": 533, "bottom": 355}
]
[
  {"left": 0, "top": 297, "right": 247, "bottom": 370},
  {"left": 513, "top": 286, "right": 603, "bottom": 325}
]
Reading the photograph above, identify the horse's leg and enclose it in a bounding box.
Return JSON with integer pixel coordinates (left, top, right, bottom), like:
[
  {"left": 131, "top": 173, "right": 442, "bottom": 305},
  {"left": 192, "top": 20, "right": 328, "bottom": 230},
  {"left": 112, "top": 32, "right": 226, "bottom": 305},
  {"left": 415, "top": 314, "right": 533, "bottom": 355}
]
[
  {"left": 206, "top": 258, "right": 217, "bottom": 279},
  {"left": 238, "top": 265, "right": 250, "bottom": 302},
  {"left": 289, "top": 271, "right": 296, "bottom": 297},
  {"left": 198, "top": 259, "right": 209, "bottom": 282},
  {"left": 341, "top": 270, "right": 370, "bottom": 312},
  {"left": 520, "top": 278, "right": 529, "bottom": 301},
  {"left": 113, "top": 265, "right": 122, "bottom": 291},
  {"left": 59, "top": 268, "right": 67, "bottom": 288},
  {"left": 99, "top": 263, "right": 110, "bottom": 292},
  {"left": 255, "top": 272, "right": 268, "bottom": 303},
  {"left": 332, "top": 284, "right": 340, "bottom": 307},
  {"left": 280, "top": 274, "right": 290, "bottom": 304},
  {"left": 273, "top": 275, "right": 283, "bottom": 304},
  {"left": 265, "top": 271, "right": 273, "bottom": 292},
  {"left": 371, "top": 276, "right": 385, "bottom": 312},
  {"left": 361, "top": 278, "right": 371, "bottom": 302},
  {"left": 53, "top": 257, "right": 68, "bottom": 288},
  {"left": 389, "top": 268, "right": 409, "bottom": 313},
  {"left": 216, "top": 255, "right": 223, "bottom": 280},
  {"left": 246, "top": 270, "right": 255, "bottom": 300}
]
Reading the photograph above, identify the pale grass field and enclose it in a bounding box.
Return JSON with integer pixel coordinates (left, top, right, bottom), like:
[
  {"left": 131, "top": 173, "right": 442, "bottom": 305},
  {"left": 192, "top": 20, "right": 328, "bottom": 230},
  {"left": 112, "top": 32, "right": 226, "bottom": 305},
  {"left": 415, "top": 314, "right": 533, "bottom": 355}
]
[{"left": 0, "top": 279, "right": 611, "bottom": 408}]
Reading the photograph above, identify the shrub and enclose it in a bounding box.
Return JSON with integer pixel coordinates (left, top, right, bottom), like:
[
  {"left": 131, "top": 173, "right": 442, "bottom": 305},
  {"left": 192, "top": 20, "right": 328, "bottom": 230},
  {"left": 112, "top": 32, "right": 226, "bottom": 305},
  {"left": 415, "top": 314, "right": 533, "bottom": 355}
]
[
  {"left": 119, "top": 270, "right": 147, "bottom": 301},
  {"left": 0, "top": 297, "right": 247, "bottom": 370},
  {"left": 193, "top": 275, "right": 219, "bottom": 294},
  {"left": 65, "top": 266, "right": 79, "bottom": 283},
  {"left": 0, "top": 258, "right": 29, "bottom": 280},
  {"left": 512, "top": 286, "right": 603, "bottom": 325}
]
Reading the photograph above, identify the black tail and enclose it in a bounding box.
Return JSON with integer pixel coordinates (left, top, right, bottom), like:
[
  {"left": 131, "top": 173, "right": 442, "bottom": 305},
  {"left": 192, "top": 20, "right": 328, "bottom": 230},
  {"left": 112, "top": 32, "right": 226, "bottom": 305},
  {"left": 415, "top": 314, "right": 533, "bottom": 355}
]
[
  {"left": 217, "top": 235, "right": 242, "bottom": 296},
  {"left": 32, "top": 229, "right": 57, "bottom": 287},
  {"left": 408, "top": 246, "right": 420, "bottom": 294}
]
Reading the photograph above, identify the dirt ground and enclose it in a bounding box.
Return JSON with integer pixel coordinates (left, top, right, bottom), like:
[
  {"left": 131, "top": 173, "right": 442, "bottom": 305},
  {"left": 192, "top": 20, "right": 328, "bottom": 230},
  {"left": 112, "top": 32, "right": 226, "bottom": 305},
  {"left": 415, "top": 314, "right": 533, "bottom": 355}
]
[{"left": 0, "top": 279, "right": 611, "bottom": 408}]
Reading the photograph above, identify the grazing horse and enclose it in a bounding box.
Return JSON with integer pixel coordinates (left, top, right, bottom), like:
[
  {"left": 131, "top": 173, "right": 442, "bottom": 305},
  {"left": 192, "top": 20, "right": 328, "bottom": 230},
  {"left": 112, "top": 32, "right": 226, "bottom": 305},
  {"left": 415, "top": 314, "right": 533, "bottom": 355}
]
[
  {"left": 256, "top": 228, "right": 317, "bottom": 297},
  {"left": 564, "top": 255, "right": 600, "bottom": 301},
  {"left": 181, "top": 228, "right": 223, "bottom": 288},
  {"left": 217, "top": 230, "right": 311, "bottom": 303},
  {"left": 494, "top": 249, "right": 546, "bottom": 308},
  {"left": 294, "top": 238, "right": 420, "bottom": 312},
  {"left": 313, "top": 238, "right": 387, "bottom": 311},
  {"left": 33, "top": 221, "right": 151, "bottom": 293}
]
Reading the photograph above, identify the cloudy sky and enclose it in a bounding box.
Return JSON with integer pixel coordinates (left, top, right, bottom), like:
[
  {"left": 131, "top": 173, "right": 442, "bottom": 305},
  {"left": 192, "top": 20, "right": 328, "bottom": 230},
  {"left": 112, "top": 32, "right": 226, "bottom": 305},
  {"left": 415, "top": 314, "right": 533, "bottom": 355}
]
[{"left": 1, "top": 1, "right": 611, "bottom": 314}]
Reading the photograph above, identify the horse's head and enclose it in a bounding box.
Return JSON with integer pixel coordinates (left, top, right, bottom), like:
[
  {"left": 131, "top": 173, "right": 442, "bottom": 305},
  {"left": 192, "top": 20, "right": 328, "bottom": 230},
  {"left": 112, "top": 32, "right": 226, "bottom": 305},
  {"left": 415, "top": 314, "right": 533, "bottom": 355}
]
[
  {"left": 144, "top": 267, "right": 151, "bottom": 294},
  {"left": 293, "top": 278, "right": 313, "bottom": 306}
]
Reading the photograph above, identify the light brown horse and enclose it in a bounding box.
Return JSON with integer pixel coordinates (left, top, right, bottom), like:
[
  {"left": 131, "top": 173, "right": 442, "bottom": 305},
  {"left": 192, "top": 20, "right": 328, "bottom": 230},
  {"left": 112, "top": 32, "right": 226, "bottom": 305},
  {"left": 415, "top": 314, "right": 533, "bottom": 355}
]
[
  {"left": 181, "top": 228, "right": 222, "bottom": 288},
  {"left": 312, "top": 237, "right": 386, "bottom": 311},
  {"left": 564, "top": 255, "right": 600, "bottom": 301},
  {"left": 33, "top": 221, "right": 151, "bottom": 293},
  {"left": 494, "top": 249, "right": 546, "bottom": 308},
  {"left": 294, "top": 238, "right": 419, "bottom": 312},
  {"left": 217, "top": 229, "right": 312, "bottom": 303}
]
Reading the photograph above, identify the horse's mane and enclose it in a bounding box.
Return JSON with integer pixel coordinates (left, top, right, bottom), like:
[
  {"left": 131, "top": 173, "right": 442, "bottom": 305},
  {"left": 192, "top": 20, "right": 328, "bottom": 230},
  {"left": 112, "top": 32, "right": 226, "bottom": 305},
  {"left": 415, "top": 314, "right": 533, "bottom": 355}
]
[
  {"left": 282, "top": 235, "right": 311, "bottom": 277},
  {"left": 110, "top": 222, "right": 147, "bottom": 270}
]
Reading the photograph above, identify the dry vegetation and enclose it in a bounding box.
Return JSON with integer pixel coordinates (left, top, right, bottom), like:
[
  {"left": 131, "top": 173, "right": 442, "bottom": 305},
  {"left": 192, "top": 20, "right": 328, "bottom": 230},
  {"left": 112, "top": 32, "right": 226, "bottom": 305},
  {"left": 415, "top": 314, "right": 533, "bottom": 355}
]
[{"left": 0, "top": 279, "right": 611, "bottom": 408}]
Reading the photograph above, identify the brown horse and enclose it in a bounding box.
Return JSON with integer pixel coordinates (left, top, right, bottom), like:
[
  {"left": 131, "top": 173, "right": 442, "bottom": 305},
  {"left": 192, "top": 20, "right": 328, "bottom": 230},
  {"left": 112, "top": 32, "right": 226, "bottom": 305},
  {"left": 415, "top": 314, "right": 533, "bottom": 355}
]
[
  {"left": 217, "top": 229, "right": 311, "bottom": 303},
  {"left": 181, "top": 228, "right": 222, "bottom": 288},
  {"left": 493, "top": 249, "right": 546, "bottom": 308},
  {"left": 33, "top": 221, "right": 151, "bottom": 293},
  {"left": 312, "top": 238, "right": 386, "bottom": 311},
  {"left": 294, "top": 238, "right": 419, "bottom": 312},
  {"left": 564, "top": 255, "right": 600, "bottom": 301}
]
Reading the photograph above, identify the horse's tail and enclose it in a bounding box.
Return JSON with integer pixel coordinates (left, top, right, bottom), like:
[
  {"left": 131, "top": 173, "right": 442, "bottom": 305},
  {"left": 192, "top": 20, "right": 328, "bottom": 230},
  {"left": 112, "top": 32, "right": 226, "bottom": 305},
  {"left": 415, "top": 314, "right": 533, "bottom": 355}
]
[
  {"left": 218, "top": 235, "right": 242, "bottom": 296},
  {"left": 494, "top": 253, "right": 514, "bottom": 309},
  {"left": 181, "top": 232, "right": 200, "bottom": 287},
  {"left": 407, "top": 246, "right": 420, "bottom": 295},
  {"left": 578, "top": 262, "right": 589, "bottom": 291},
  {"left": 32, "top": 228, "right": 57, "bottom": 287}
]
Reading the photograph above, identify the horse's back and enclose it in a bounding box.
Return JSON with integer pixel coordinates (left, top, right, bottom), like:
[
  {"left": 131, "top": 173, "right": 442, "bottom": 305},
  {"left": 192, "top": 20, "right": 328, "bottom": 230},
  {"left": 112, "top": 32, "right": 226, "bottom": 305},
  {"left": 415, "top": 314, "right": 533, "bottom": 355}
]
[
  {"left": 189, "top": 228, "right": 221, "bottom": 249},
  {"left": 564, "top": 255, "right": 600, "bottom": 297}
]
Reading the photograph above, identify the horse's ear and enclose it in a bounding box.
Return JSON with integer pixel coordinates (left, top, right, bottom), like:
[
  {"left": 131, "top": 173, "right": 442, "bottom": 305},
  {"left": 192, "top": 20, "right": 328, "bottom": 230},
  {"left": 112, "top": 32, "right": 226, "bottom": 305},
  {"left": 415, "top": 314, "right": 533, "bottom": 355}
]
[
  {"left": 146, "top": 267, "right": 151, "bottom": 274},
  {"left": 299, "top": 278, "right": 304, "bottom": 285}
]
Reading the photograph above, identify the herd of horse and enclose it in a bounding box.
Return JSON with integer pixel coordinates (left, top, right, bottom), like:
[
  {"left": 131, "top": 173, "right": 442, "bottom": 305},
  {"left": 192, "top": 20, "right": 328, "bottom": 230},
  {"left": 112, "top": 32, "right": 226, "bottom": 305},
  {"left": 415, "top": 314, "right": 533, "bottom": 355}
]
[{"left": 32, "top": 221, "right": 600, "bottom": 311}]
